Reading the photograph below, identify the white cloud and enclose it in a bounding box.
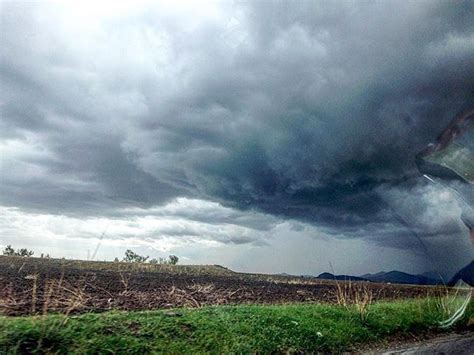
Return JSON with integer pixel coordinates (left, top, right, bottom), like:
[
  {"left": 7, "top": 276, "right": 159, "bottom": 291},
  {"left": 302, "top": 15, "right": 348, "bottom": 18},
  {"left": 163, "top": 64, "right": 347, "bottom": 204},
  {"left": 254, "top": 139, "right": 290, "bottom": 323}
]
[{"left": 0, "top": 198, "right": 278, "bottom": 259}]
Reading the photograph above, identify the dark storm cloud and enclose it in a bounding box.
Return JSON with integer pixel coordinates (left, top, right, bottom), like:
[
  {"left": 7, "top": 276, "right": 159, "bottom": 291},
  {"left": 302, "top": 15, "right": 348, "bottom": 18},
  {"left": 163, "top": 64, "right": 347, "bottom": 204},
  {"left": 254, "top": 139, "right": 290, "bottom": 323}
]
[{"left": 1, "top": 1, "right": 473, "bottom": 247}]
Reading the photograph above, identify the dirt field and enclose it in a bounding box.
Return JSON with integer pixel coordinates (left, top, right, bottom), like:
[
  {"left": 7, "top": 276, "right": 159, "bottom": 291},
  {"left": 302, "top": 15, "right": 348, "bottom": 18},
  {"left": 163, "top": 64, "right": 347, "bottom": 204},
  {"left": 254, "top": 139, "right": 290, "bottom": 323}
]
[{"left": 0, "top": 256, "right": 445, "bottom": 316}]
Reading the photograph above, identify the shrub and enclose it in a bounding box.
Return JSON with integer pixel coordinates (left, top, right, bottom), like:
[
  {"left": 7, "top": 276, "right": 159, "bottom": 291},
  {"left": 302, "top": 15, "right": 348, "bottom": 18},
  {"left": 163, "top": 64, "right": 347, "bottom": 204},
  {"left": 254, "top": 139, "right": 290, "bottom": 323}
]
[
  {"left": 122, "top": 249, "right": 149, "bottom": 263},
  {"left": 169, "top": 255, "right": 179, "bottom": 265},
  {"left": 2, "top": 245, "right": 34, "bottom": 257},
  {"left": 118, "top": 252, "right": 179, "bottom": 265},
  {"left": 2, "top": 245, "right": 15, "bottom": 256}
]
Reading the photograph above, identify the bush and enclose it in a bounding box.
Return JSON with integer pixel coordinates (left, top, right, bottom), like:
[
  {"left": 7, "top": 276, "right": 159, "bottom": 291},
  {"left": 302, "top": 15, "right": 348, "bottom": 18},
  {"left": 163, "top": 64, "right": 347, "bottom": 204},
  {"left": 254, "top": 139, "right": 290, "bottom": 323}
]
[
  {"left": 2, "top": 245, "right": 34, "bottom": 257},
  {"left": 169, "top": 255, "right": 179, "bottom": 265},
  {"left": 2, "top": 245, "right": 15, "bottom": 256},
  {"left": 117, "top": 251, "right": 179, "bottom": 265},
  {"left": 122, "top": 249, "right": 149, "bottom": 263}
]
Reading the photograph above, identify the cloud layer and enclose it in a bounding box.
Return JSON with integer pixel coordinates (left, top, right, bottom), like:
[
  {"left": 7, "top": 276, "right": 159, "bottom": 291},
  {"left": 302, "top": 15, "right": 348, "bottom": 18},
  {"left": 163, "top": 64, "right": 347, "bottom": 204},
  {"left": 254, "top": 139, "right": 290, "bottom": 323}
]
[{"left": 1, "top": 1, "right": 473, "bottom": 273}]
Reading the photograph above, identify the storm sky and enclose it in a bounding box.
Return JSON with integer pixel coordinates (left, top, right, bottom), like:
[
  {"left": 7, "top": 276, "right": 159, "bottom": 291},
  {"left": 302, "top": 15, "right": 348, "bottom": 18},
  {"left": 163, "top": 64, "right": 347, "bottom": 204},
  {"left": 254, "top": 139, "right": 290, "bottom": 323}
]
[{"left": 1, "top": 0, "right": 473, "bottom": 277}]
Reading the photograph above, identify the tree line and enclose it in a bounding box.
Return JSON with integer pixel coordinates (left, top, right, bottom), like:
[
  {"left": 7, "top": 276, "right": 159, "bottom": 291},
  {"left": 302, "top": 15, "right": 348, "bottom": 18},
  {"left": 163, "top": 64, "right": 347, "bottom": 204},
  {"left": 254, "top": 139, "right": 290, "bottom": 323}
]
[
  {"left": 117, "top": 249, "right": 179, "bottom": 265},
  {"left": 2, "top": 245, "right": 179, "bottom": 265}
]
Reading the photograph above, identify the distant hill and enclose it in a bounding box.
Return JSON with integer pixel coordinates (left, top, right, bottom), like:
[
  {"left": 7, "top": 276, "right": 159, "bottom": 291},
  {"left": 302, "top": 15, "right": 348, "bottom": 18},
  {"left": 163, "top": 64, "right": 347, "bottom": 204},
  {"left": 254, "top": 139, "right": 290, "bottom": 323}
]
[
  {"left": 449, "top": 261, "right": 474, "bottom": 286},
  {"left": 276, "top": 273, "right": 318, "bottom": 279},
  {"left": 362, "top": 270, "right": 441, "bottom": 285},
  {"left": 316, "top": 272, "right": 368, "bottom": 282},
  {"left": 269, "top": 269, "right": 453, "bottom": 286},
  {"left": 311, "top": 270, "right": 445, "bottom": 285},
  {"left": 360, "top": 271, "right": 385, "bottom": 279}
]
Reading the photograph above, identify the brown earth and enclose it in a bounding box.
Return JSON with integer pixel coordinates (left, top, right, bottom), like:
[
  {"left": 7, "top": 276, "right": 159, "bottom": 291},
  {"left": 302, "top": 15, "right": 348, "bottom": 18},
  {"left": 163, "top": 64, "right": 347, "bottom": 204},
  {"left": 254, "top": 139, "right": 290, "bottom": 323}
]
[{"left": 0, "top": 256, "right": 448, "bottom": 316}]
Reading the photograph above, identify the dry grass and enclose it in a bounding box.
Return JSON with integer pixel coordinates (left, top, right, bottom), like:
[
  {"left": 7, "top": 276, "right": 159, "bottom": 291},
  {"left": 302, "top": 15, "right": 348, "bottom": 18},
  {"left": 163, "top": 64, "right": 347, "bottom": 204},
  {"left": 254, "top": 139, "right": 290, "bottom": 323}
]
[
  {"left": 0, "top": 271, "right": 92, "bottom": 318},
  {"left": 334, "top": 280, "right": 374, "bottom": 322}
]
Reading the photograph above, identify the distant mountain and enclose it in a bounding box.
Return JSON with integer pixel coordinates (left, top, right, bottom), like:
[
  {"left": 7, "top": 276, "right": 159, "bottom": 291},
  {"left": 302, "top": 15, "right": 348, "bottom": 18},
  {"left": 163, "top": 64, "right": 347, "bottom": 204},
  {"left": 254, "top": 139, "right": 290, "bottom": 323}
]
[
  {"left": 449, "top": 261, "right": 474, "bottom": 286},
  {"left": 316, "top": 272, "right": 368, "bottom": 282},
  {"left": 282, "top": 269, "right": 449, "bottom": 285},
  {"left": 361, "top": 271, "right": 385, "bottom": 279},
  {"left": 362, "top": 270, "right": 441, "bottom": 285},
  {"left": 276, "top": 272, "right": 316, "bottom": 279}
]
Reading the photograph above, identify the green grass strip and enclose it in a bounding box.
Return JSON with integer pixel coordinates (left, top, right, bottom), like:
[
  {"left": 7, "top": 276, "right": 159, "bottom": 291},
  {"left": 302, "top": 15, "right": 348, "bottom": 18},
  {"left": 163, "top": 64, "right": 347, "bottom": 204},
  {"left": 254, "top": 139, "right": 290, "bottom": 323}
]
[{"left": 1, "top": 298, "right": 472, "bottom": 354}]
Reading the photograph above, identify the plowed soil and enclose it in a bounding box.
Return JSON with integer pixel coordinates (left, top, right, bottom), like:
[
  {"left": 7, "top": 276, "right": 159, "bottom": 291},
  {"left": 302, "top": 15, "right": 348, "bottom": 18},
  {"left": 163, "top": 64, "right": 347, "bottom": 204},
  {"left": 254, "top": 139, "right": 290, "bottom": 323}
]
[{"left": 0, "top": 256, "right": 444, "bottom": 316}]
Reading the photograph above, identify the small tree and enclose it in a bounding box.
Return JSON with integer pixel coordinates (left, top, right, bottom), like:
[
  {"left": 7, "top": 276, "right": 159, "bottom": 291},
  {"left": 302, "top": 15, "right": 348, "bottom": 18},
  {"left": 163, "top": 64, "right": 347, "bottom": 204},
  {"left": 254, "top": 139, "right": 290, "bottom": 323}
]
[
  {"left": 2, "top": 245, "right": 34, "bottom": 257},
  {"left": 169, "top": 255, "right": 179, "bottom": 265},
  {"left": 2, "top": 245, "right": 15, "bottom": 256},
  {"left": 17, "top": 248, "right": 34, "bottom": 257},
  {"left": 122, "top": 249, "right": 149, "bottom": 263}
]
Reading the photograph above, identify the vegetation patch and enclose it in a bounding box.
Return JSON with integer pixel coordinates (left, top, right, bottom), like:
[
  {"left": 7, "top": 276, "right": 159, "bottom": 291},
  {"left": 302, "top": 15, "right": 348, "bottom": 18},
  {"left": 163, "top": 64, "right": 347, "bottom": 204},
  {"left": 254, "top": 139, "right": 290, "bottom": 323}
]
[{"left": 1, "top": 299, "right": 472, "bottom": 354}]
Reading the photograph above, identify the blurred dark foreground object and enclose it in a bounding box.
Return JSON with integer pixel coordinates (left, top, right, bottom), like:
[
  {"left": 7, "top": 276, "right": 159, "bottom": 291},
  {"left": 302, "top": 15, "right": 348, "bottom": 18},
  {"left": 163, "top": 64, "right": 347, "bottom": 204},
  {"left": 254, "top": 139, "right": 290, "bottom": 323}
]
[
  {"left": 416, "top": 108, "right": 474, "bottom": 184},
  {"left": 416, "top": 108, "right": 474, "bottom": 245}
]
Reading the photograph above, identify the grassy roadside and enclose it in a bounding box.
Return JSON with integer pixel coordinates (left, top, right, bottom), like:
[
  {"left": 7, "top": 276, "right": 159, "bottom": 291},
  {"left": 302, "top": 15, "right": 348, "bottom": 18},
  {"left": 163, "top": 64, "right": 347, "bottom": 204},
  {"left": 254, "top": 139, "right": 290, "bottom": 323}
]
[{"left": 1, "top": 298, "right": 472, "bottom": 354}]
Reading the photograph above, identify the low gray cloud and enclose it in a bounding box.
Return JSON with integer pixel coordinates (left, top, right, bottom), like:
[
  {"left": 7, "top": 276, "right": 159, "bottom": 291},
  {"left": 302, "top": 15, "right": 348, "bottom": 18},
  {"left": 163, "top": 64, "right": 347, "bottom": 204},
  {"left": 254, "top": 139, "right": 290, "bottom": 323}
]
[{"left": 1, "top": 0, "right": 473, "bottom": 263}]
